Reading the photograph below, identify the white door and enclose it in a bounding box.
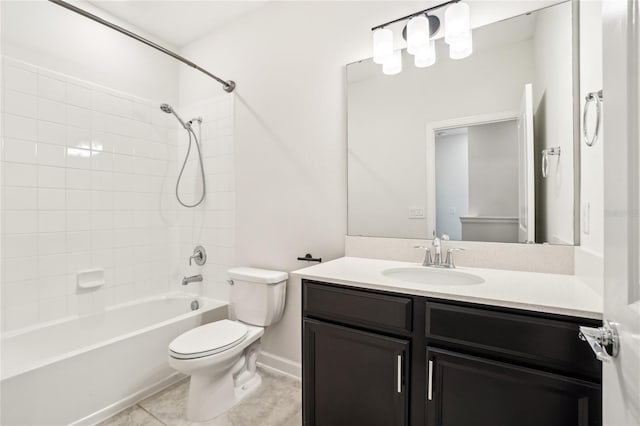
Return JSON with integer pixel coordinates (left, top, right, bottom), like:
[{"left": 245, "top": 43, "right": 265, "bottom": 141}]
[
  {"left": 600, "top": 1, "right": 640, "bottom": 424},
  {"left": 517, "top": 83, "right": 535, "bottom": 243}
]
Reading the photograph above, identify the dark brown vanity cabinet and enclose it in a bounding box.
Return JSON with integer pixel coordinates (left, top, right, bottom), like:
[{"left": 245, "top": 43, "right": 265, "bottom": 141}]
[{"left": 302, "top": 279, "right": 602, "bottom": 426}]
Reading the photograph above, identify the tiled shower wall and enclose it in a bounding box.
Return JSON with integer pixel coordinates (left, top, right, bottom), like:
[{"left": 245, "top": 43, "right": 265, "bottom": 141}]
[{"left": 0, "top": 57, "right": 236, "bottom": 332}]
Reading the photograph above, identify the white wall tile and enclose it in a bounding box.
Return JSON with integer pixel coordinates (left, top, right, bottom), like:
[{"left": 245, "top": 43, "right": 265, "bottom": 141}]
[
  {"left": 3, "top": 114, "right": 37, "bottom": 141},
  {"left": 3, "top": 186, "right": 37, "bottom": 210},
  {"left": 38, "top": 121, "right": 67, "bottom": 146},
  {"left": 37, "top": 98, "right": 66, "bottom": 124},
  {"left": 38, "top": 254, "right": 68, "bottom": 277},
  {"left": 66, "top": 105, "right": 91, "bottom": 128},
  {"left": 4, "top": 65, "right": 37, "bottom": 95},
  {"left": 67, "top": 190, "right": 91, "bottom": 210},
  {"left": 37, "top": 143, "right": 66, "bottom": 167},
  {"left": 4, "top": 90, "right": 37, "bottom": 117},
  {"left": 2, "top": 163, "right": 37, "bottom": 187},
  {"left": 4, "top": 210, "right": 38, "bottom": 234},
  {"left": 2, "top": 280, "right": 38, "bottom": 307},
  {"left": 38, "top": 233, "right": 67, "bottom": 255},
  {"left": 66, "top": 83, "right": 92, "bottom": 108},
  {"left": 67, "top": 231, "right": 91, "bottom": 252},
  {"left": 3, "top": 138, "right": 37, "bottom": 163},
  {"left": 67, "top": 127, "right": 92, "bottom": 149},
  {"left": 4, "top": 257, "right": 38, "bottom": 282},
  {"left": 38, "top": 210, "right": 66, "bottom": 233},
  {"left": 65, "top": 147, "right": 90, "bottom": 169},
  {"left": 4, "top": 302, "right": 38, "bottom": 330},
  {"left": 37, "top": 74, "right": 66, "bottom": 102},
  {"left": 3, "top": 234, "right": 38, "bottom": 258},
  {"left": 38, "top": 188, "right": 66, "bottom": 210},
  {"left": 38, "top": 165, "right": 66, "bottom": 188},
  {"left": 66, "top": 168, "right": 91, "bottom": 190},
  {"left": 67, "top": 211, "right": 91, "bottom": 232}
]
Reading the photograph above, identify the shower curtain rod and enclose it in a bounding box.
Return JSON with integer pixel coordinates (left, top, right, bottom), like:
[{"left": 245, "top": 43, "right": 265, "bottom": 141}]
[{"left": 48, "top": 0, "right": 236, "bottom": 93}]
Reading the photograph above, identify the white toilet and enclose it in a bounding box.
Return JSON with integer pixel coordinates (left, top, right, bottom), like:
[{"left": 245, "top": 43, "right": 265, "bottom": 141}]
[{"left": 168, "top": 267, "right": 288, "bottom": 421}]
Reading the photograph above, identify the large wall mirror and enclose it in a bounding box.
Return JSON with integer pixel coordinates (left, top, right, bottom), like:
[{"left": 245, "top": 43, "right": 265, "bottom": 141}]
[{"left": 347, "top": 1, "right": 578, "bottom": 245}]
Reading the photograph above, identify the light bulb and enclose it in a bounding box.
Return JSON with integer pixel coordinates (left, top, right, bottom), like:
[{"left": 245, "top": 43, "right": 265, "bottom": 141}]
[
  {"left": 415, "top": 40, "right": 436, "bottom": 68},
  {"left": 373, "top": 28, "right": 394, "bottom": 64},
  {"left": 383, "top": 50, "right": 402, "bottom": 75},
  {"left": 449, "top": 31, "right": 473, "bottom": 59},
  {"left": 445, "top": 2, "right": 470, "bottom": 45},
  {"left": 407, "top": 15, "right": 429, "bottom": 55}
]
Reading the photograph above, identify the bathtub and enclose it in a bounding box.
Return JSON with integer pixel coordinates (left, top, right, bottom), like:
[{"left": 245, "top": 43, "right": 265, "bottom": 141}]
[{"left": 0, "top": 292, "right": 228, "bottom": 425}]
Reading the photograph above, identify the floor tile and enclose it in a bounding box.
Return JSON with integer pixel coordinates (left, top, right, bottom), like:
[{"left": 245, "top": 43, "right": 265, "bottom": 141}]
[
  {"left": 136, "top": 368, "right": 301, "bottom": 426},
  {"left": 97, "top": 405, "right": 164, "bottom": 426}
]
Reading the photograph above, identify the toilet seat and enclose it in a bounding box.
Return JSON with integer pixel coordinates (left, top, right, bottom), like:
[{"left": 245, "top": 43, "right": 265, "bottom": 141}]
[{"left": 169, "top": 320, "right": 248, "bottom": 360}]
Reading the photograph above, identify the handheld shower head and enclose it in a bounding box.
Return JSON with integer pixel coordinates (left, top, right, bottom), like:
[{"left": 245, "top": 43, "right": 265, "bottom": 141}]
[{"left": 159, "top": 103, "right": 189, "bottom": 129}]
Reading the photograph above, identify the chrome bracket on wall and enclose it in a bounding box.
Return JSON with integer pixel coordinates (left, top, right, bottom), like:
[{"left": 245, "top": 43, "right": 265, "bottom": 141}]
[{"left": 541, "top": 147, "right": 561, "bottom": 178}]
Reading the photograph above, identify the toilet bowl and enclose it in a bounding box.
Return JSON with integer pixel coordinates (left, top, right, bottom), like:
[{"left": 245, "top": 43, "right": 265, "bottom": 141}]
[{"left": 168, "top": 267, "right": 287, "bottom": 421}]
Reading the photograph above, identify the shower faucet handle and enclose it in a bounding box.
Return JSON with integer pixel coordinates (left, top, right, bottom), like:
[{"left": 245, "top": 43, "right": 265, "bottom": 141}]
[{"left": 189, "top": 245, "right": 207, "bottom": 266}]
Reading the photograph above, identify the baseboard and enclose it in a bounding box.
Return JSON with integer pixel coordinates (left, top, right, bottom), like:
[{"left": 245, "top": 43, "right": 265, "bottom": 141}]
[
  {"left": 72, "top": 373, "right": 186, "bottom": 426},
  {"left": 258, "top": 351, "right": 301, "bottom": 380}
]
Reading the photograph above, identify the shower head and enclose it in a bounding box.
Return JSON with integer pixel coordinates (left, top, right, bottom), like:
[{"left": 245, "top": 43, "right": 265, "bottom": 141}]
[{"left": 160, "top": 103, "right": 189, "bottom": 129}]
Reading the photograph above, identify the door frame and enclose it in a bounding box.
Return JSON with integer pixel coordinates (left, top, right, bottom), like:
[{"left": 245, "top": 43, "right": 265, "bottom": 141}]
[{"left": 426, "top": 111, "right": 519, "bottom": 238}]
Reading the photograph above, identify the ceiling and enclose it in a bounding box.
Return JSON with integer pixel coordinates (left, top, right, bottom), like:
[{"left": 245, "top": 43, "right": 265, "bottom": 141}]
[{"left": 87, "top": 1, "right": 268, "bottom": 47}]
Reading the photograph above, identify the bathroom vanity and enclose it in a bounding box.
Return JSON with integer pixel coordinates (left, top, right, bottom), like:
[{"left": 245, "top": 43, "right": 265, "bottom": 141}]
[{"left": 298, "top": 257, "right": 603, "bottom": 426}]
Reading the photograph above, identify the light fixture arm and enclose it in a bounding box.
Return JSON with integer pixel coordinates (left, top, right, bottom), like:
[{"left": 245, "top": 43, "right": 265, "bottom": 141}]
[{"left": 371, "top": 0, "right": 460, "bottom": 31}]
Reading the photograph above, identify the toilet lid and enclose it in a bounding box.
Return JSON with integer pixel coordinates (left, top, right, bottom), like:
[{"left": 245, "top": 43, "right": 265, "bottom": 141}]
[{"left": 169, "top": 320, "right": 248, "bottom": 360}]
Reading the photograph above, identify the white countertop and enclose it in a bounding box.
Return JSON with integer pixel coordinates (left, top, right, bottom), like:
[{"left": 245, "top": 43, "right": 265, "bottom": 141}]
[{"left": 293, "top": 257, "right": 603, "bottom": 320}]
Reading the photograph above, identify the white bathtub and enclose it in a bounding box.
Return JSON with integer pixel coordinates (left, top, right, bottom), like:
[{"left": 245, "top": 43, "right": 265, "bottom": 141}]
[{"left": 0, "top": 292, "right": 228, "bottom": 426}]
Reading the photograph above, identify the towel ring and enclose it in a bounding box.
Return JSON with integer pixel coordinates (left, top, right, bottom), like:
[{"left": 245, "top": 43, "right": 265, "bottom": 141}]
[
  {"left": 542, "top": 147, "right": 561, "bottom": 178},
  {"left": 583, "top": 90, "right": 603, "bottom": 147}
]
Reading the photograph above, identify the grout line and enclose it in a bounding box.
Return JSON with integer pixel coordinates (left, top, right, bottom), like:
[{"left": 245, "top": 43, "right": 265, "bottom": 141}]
[{"left": 137, "top": 403, "right": 168, "bottom": 426}]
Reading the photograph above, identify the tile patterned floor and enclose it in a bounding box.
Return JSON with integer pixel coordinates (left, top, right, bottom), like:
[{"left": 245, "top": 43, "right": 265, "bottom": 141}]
[{"left": 99, "top": 369, "right": 301, "bottom": 426}]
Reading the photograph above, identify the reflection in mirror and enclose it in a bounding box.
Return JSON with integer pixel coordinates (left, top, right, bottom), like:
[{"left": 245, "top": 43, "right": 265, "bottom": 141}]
[
  {"left": 435, "top": 120, "right": 520, "bottom": 243},
  {"left": 347, "top": 1, "right": 576, "bottom": 245}
]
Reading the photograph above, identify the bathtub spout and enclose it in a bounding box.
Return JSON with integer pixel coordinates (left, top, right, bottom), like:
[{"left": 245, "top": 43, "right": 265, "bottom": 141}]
[{"left": 182, "top": 274, "right": 203, "bottom": 286}]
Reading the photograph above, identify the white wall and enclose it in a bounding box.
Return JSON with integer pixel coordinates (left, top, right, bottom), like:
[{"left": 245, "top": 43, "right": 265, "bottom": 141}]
[
  {"left": 435, "top": 133, "right": 468, "bottom": 240},
  {"left": 531, "top": 1, "right": 575, "bottom": 245},
  {"left": 575, "top": 0, "right": 604, "bottom": 293}
]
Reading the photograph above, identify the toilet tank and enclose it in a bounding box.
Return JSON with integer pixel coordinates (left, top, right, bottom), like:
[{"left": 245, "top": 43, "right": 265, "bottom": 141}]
[{"left": 228, "top": 267, "right": 288, "bottom": 326}]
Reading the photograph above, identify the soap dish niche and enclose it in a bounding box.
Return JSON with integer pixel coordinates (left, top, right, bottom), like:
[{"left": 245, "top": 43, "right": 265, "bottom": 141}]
[{"left": 77, "top": 268, "right": 105, "bottom": 289}]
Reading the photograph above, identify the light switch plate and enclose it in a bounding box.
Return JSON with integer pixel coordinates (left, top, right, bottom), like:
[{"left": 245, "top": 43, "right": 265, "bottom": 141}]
[{"left": 409, "top": 207, "right": 425, "bottom": 219}]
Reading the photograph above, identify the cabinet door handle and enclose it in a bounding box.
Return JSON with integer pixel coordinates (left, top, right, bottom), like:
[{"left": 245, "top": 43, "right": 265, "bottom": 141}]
[
  {"left": 397, "top": 354, "right": 403, "bottom": 393},
  {"left": 428, "top": 360, "right": 434, "bottom": 401}
]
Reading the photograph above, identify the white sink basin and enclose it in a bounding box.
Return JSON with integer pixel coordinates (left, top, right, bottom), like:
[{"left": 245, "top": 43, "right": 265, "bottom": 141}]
[{"left": 382, "top": 267, "right": 484, "bottom": 286}]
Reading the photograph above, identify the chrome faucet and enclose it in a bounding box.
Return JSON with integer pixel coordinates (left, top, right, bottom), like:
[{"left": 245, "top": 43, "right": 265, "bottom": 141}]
[
  {"left": 182, "top": 274, "right": 203, "bottom": 286},
  {"left": 415, "top": 233, "right": 464, "bottom": 268}
]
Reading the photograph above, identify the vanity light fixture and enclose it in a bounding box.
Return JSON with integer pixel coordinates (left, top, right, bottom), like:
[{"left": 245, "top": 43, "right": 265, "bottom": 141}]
[
  {"left": 372, "top": 27, "right": 394, "bottom": 64},
  {"left": 383, "top": 50, "right": 403, "bottom": 75},
  {"left": 371, "top": 0, "right": 473, "bottom": 74}
]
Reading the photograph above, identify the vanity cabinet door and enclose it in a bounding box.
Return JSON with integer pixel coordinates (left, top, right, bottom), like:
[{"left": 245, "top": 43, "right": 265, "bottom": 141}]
[
  {"left": 303, "top": 319, "right": 409, "bottom": 426},
  {"left": 426, "top": 347, "right": 601, "bottom": 426}
]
